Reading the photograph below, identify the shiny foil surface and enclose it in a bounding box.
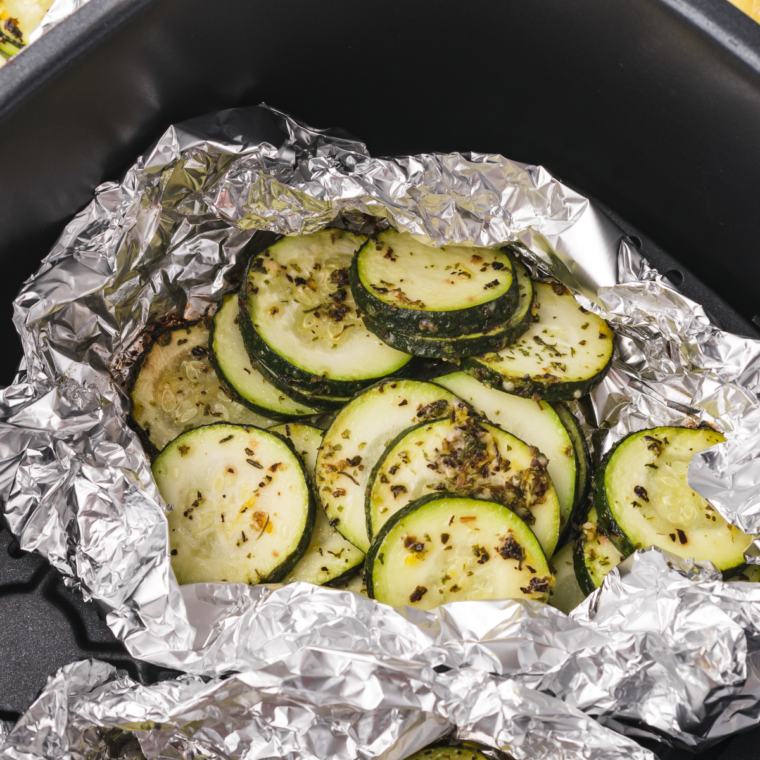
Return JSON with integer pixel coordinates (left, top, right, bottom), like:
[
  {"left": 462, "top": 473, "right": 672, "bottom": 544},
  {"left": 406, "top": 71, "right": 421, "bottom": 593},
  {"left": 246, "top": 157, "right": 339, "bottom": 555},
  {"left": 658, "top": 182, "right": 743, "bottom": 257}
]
[{"left": 2, "top": 105, "right": 760, "bottom": 759}]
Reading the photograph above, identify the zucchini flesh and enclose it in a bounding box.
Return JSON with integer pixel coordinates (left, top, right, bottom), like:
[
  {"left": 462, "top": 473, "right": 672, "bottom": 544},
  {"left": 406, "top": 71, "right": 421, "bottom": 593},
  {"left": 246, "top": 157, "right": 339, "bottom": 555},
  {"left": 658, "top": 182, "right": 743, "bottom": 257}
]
[
  {"left": 433, "top": 371, "right": 577, "bottom": 534},
  {"left": 404, "top": 746, "right": 491, "bottom": 760},
  {"left": 271, "top": 423, "right": 365, "bottom": 586},
  {"left": 131, "top": 322, "right": 274, "bottom": 452},
  {"left": 333, "top": 570, "right": 368, "bottom": 596},
  {"left": 548, "top": 542, "right": 586, "bottom": 614},
  {"left": 462, "top": 282, "right": 614, "bottom": 401},
  {"left": 573, "top": 506, "right": 624, "bottom": 596},
  {"left": 596, "top": 426, "right": 754, "bottom": 572},
  {"left": 317, "top": 379, "right": 459, "bottom": 552},
  {"left": 366, "top": 494, "right": 553, "bottom": 609},
  {"left": 211, "top": 295, "right": 319, "bottom": 418},
  {"left": 367, "top": 406, "right": 561, "bottom": 556},
  {"left": 361, "top": 262, "right": 535, "bottom": 358},
  {"left": 154, "top": 423, "right": 315, "bottom": 585},
  {"left": 240, "top": 229, "right": 412, "bottom": 396},
  {"left": 351, "top": 230, "right": 518, "bottom": 336}
]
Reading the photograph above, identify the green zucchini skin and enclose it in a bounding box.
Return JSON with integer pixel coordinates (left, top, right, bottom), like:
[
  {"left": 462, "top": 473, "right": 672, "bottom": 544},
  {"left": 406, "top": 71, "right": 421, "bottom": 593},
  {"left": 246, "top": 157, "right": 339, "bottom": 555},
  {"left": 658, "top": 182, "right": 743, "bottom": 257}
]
[
  {"left": 573, "top": 533, "right": 598, "bottom": 597},
  {"left": 553, "top": 402, "right": 592, "bottom": 536},
  {"left": 594, "top": 445, "right": 638, "bottom": 558},
  {"left": 209, "top": 295, "right": 319, "bottom": 420},
  {"left": 462, "top": 353, "right": 613, "bottom": 403},
  {"left": 403, "top": 746, "right": 492, "bottom": 760},
  {"left": 350, "top": 235, "right": 520, "bottom": 337},
  {"left": 360, "top": 264, "right": 536, "bottom": 358}
]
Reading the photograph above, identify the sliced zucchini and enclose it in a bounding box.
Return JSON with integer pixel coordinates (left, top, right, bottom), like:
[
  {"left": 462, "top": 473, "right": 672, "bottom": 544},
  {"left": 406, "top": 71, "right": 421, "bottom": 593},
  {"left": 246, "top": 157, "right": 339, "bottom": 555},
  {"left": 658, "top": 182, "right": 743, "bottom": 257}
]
[
  {"left": 316, "top": 379, "right": 459, "bottom": 552},
  {"left": 154, "top": 423, "right": 315, "bottom": 585},
  {"left": 131, "top": 322, "right": 275, "bottom": 452},
  {"left": 252, "top": 359, "right": 351, "bottom": 412},
  {"left": 573, "top": 506, "right": 624, "bottom": 596},
  {"left": 350, "top": 230, "right": 519, "bottom": 337},
  {"left": 211, "top": 294, "right": 320, "bottom": 419},
  {"left": 366, "top": 494, "right": 553, "bottom": 609},
  {"left": 404, "top": 746, "right": 491, "bottom": 760},
  {"left": 361, "top": 262, "right": 536, "bottom": 358},
  {"left": 432, "top": 371, "right": 577, "bottom": 534},
  {"left": 366, "top": 406, "right": 560, "bottom": 556},
  {"left": 240, "top": 229, "right": 412, "bottom": 398},
  {"left": 730, "top": 564, "right": 760, "bottom": 583},
  {"left": 333, "top": 570, "right": 368, "bottom": 596},
  {"left": 462, "top": 282, "right": 614, "bottom": 401},
  {"left": 554, "top": 402, "right": 592, "bottom": 517},
  {"left": 595, "top": 426, "right": 754, "bottom": 573},
  {"left": 548, "top": 542, "right": 586, "bottom": 614},
  {"left": 271, "top": 422, "right": 365, "bottom": 586}
]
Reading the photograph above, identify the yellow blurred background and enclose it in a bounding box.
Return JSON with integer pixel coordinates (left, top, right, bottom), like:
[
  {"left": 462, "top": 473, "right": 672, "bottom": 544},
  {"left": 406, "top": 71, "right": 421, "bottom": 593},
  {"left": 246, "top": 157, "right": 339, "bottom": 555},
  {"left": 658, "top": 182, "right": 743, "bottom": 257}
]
[{"left": 728, "top": 0, "right": 760, "bottom": 23}]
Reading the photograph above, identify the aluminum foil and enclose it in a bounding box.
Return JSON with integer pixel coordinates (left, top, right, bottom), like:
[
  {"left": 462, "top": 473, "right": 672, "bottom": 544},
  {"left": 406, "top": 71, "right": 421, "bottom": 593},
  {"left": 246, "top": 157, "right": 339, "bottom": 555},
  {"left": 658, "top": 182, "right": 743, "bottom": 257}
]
[
  {"left": 28, "top": 0, "right": 91, "bottom": 44},
  {"left": 3, "top": 104, "right": 760, "bottom": 758}
]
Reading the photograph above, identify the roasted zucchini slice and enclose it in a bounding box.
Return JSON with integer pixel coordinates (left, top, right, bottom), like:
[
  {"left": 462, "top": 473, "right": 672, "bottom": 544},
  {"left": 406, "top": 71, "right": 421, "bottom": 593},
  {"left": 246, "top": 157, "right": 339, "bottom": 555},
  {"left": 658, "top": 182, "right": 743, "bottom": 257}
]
[
  {"left": 362, "top": 261, "right": 535, "bottom": 358},
  {"left": 573, "top": 506, "right": 624, "bottom": 596},
  {"left": 548, "top": 542, "right": 586, "bottom": 614},
  {"left": 210, "top": 294, "right": 320, "bottom": 419},
  {"left": 366, "top": 405, "right": 561, "bottom": 556},
  {"left": 366, "top": 494, "right": 553, "bottom": 609},
  {"left": 271, "top": 422, "right": 365, "bottom": 586},
  {"left": 240, "top": 229, "right": 412, "bottom": 399},
  {"left": 131, "top": 322, "right": 274, "bottom": 452},
  {"left": 316, "top": 379, "right": 458, "bottom": 552},
  {"left": 351, "top": 230, "right": 519, "bottom": 337},
  {"left": 433, "top": 371, "right": 578, "bottom": 535},
  {"left": 155, "top": 423, "right": 316, "bottom": 585},
  {"left": 462, "top": 282, "right": 614, "bottom": 401},
  {"left": 595, "top": 426, "right": 754, "bottom": 573}
]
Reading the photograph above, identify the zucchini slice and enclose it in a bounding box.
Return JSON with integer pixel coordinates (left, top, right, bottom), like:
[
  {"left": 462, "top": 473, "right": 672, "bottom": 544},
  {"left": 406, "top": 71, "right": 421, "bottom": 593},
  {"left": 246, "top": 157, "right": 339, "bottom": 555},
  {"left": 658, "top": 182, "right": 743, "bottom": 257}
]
[
  {"left": 554, "top": 402, "right": 592, "bottom": 517},
  {"left": 462, "top": 282, "right": 614, "bottom": 401},
  {"left": 403, "top": 746, "right": 491, "bottom": 760},
  {"left": 155, "top": 423, "right": 316, "bottom": 585},
  {"left": 573, "top": 506, "right": 624, "bottom": 596},
  {"left": 271, "top": 422, "right": 365, "bottom": 586},
  {"left": 548, "top": 542, "right": 586, "bottom": 614},
  {"left": 240, "top": 229, "right": 412, "bottom": 398},
  {"left": 131, "top": 322, "right": 275, "bottom": 452},
  {"left": 334, "top": 570, "right": 368, "bottom": 596},
  {"left": 361, "top": 262, "right": 536, "bottom": 358},
  {"left": 595, "top": 426, "right": 754, "bottom": 573},
  {"left": 366, "top": 406, "right": 561, "bottom": 557},
  {"left": 316, "top": 379, "right": 459, "bottom": 552},
  {"left": 350, "top": 230, "right": 519, "bottom": 337},
  {"left": 366, "top": 494, "right": 553, "bottom": 609},
  {"left": 211, "top": 294, "right": 320, "bottom": 419},
  {"left": 433, "top": 371, "right": 577, "bottom": 535},
  {"left": 253, "top": 359, "right": 351, "bottom": 411}
]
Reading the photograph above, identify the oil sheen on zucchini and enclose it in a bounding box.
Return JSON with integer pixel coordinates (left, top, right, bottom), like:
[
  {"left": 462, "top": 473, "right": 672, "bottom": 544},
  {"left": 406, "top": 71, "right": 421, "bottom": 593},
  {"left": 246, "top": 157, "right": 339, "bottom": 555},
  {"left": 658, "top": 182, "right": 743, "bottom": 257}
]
[
  {"left": 240, "top": 229, "right": 412, "bottom": 398},
  {"left": 548, "top": 542, "right": 586, "bottom": 614},
  {"left": 131, "top": 322, "right": 274, "bottom": 452},
  {"left": 211, "top": 294, "right": 320, "bottom": 419},
  {"left": 553, "top": 402, "right": 592, "bottom": 516},
  {"left": 316, "top": 379, "right": 459, "bottom": 552},
  {"left": 366, "top": 405, "right": 560, "bottom": 556},
  {"left": 404, "top": 746, "right": 492, "bottom": 760},
  {"left": 573, "top": 506, "right": 624, "bottom": 596},
  {"left": 433, "top": 371, "right": 577, "bottom": 534},
  {"left": 366, "top": 493, "right": 553, "bottom": 609},
  {"left": 270, "top": 422, "right": 365, "bottom": 586},
  {"left": 351, "top": 230, "right": 519, "bottom": 337},
  {"left": 462, "top": 282, "right": 614, "bottom": 401},
  {"left": 595, "top": 426, "right": 754, "bottom": 573},
  {"left": 361, "top": 262, "right": 535, "bottom": 358},
  {"left": 155, "top": 423, "right": 315, "bottom": 585}
]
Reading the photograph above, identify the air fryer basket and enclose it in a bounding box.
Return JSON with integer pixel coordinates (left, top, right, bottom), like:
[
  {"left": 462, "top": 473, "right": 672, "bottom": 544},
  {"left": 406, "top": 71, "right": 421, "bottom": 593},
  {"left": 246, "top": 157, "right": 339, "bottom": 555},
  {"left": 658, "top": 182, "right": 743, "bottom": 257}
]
[{"left": 1, "top": 0, "right": 759, "bottom": 757}]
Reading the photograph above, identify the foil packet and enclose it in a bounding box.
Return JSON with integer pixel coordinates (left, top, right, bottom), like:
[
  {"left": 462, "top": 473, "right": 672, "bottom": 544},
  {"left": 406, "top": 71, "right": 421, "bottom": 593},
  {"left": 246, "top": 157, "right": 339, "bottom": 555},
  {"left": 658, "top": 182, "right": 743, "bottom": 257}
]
[{"left": 2, "top": 105, "right": 760, "bottom": 759}]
